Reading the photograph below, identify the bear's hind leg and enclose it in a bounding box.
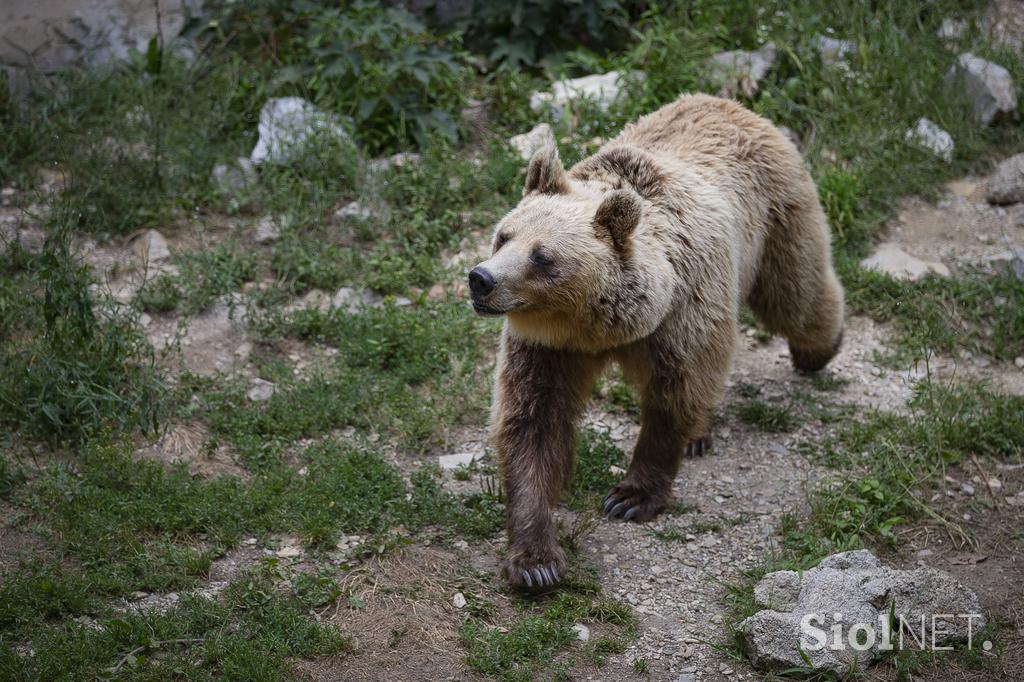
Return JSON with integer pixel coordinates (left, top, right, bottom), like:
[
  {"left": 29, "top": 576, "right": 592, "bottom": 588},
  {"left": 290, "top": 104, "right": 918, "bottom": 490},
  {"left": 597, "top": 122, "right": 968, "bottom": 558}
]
[
  {"left": 749, "top": 202, "right": 845, "bottom": 373},
  {"left": 605, "top": 336, "right": 727, "bottom": 522}
]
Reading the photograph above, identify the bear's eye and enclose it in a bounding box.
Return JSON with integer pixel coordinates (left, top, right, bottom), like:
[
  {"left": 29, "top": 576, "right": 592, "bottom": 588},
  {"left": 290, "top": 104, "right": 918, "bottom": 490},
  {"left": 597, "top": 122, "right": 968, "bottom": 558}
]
[
  {"left": 530, "top": 247, "right": 554, "bottom": 269},
  {"left": 494, "top": 233, "right": 510, "bottom": 251}
]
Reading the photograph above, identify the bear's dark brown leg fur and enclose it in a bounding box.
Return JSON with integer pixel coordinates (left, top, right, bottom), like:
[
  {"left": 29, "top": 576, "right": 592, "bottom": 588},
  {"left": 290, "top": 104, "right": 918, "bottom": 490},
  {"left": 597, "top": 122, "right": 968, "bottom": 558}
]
[
  {"left": 493, "top": 332, "right": 604, "bottom": 590},
  {"left": 603, "top": 330, "right": 728, "bottom": 523}
]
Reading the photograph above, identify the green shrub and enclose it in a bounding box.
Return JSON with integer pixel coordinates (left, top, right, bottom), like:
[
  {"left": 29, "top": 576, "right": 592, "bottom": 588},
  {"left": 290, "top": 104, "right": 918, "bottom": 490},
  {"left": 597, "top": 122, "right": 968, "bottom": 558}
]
[{"left": 0, "top": 219, "right": 164, "bottom": 445}]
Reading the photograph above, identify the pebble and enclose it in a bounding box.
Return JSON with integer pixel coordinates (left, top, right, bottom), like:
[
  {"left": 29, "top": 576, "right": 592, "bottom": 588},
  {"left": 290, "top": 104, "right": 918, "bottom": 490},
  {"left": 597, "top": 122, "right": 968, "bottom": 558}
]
[
  {"left": 572, "top": 623, "right": 590, "bottom": 641},
  {"left": 452, "top": 592, "right": 467, "bottom": 609}
]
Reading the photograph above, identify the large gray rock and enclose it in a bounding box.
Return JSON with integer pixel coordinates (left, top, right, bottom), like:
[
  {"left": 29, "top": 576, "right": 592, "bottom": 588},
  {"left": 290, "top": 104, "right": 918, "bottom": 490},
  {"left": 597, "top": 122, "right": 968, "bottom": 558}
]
[
  {"left": 741, "top": 551, "right": 985, "bottom": 677},
  {"left": 861, "top": 243, "right": 950, "bottom": 281},
  {"left": 529, "top": 71, "right": 642, "bottom": 122},
  {"left": 945, "top": 53, "right": 1018, "bottom": 125},
  {"left": 986, "top": 153, "right": 1024, "bottom": 205},
  {"left": 250, "top": 98, "right": 350, "bottom": 166},
  {"left": 1, "top": 0, "right": 201, "bottom": 97},
  {"left": 707, "top": 43, "right": 777, "bottom": 98}
]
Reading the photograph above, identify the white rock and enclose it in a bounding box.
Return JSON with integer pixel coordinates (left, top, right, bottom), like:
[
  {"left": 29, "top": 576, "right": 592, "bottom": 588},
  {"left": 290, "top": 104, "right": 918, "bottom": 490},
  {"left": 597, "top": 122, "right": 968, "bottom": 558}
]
[
  {"left": 508, "top": 123, "right": 556, "bottom": 162},
  {"left": 334, "top": 201, "right": 375, "bottom": 223},
  {"left": 906, "top": 118, "right": 954, "bottom": 162},
  {"left": 254, "top": 215, "right": 280, "bottom": 244},
  {"left": 529, "top": 71, "right": 641, "bottom": 121},
  {"left": 813, "top": 36, "right": 855, "bottom": 65},
  {"left": 368, "top": 152, "right": 422, "bottom": 173},
  {"left": 438, "top": 452, "right": 481, "bottom": 469},
  {"left": 452, "top": 592, "right": 467, "bottom": 609},
  {"left": 136, "top": 229, "right": 171, "bottom": 263},
  {"left": 572, "top": 623, "right": 590, "bottom": 642},
  {"left": 707, "top": 43, "right": 776, "bottom": 97},
  {"left": 276, "top": 546, "right": 302, "bottom": 558},
  {"left": 251, "top": 97, "right": 350, "bottom": 165},
  {"left": 945, "top": 53, "right": 1018, "bottom": 125},
  {"left": 211, "top": 157, "right": 257, "bottom": 196},
  {"left": 985, "top": 154, "right": 1024, "bottom": 204},
  {"left": 938, "top": 18, "right": 967, "bottom": 41},
  {"left": 609, "top": 464, "right": 627, "bottom": 476},
  {"left": 332, "top": 286, "right": 384, "bottom": 313},
  {"left": 861, "top": 243, "right": 950, "bottom": 281},
  {"left": 1015, "top": 356, "right": 1024, "bottom": 369},
  {"left": 247, "top": 378, "right": 276, "bottom": 402}
]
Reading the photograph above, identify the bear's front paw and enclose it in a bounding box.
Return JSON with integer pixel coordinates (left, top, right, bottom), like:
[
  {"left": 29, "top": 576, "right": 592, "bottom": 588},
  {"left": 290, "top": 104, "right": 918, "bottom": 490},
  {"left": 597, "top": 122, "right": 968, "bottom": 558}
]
[
  {"left": 602, "top": 483, "right": 671, "bottom": 522},
  {"left": 502, "top": 545, "right": 567, "bottom": 591}
]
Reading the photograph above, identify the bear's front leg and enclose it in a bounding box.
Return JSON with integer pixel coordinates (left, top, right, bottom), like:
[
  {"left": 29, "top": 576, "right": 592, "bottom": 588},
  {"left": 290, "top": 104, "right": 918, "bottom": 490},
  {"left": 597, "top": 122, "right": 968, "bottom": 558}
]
[{"left": 492, "top": 332, "right": 602, "bottom": 589}]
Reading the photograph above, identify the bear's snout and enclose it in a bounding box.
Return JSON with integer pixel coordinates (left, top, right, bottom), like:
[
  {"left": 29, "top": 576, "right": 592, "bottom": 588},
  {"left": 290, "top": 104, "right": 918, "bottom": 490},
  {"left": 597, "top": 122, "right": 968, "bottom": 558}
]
[{"left": 468, "top": 266, "right": 497, "bottom": 298}]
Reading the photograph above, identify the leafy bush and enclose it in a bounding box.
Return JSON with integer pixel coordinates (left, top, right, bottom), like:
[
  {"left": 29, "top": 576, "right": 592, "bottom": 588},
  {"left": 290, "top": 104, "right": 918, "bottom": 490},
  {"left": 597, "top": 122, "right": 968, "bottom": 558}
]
[
  {"left": 0, "top": 219, "right": 164, "bottom": 445},
  {"left": 209, "top": 0, "right": 468, "bottom": 152},
  {"left": 460, "top": 0, "right": 638, "bottom": 70}
]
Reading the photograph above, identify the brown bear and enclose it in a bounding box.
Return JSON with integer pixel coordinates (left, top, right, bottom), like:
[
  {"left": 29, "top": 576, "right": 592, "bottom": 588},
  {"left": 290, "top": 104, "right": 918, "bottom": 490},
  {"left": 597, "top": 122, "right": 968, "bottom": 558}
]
[{"left": 468, "top": 94, "right": 844, "bottom": 590}]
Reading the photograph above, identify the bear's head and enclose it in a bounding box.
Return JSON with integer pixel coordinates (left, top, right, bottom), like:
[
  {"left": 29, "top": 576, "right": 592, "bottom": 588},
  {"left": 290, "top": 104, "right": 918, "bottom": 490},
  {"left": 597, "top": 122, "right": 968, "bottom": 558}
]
[{"left": 468, "top": 145, "right": 675, "bottom": 352}]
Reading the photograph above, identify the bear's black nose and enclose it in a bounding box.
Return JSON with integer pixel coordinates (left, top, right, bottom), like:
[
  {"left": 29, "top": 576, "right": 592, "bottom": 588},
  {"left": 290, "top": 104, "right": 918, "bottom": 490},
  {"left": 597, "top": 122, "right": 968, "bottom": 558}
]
[{"left": 468, "top": 267, "right": 496, "bottom": 298}]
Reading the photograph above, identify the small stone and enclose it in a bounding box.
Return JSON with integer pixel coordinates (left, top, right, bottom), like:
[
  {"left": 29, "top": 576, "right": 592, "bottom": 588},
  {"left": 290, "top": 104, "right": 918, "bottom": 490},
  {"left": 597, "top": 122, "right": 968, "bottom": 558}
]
[
  {"left": 609, "top": 465, "right": 627, "bottom": 476},
  {"left": 131, "top": 591, "right": 149, "bottom": 600},
  {"left": 572, "top": 623, "right": 590, "bottom": 642},
  {"left": 454, "top": 540, "right": 469, "bottom": 550},
  {"left": 870, "top": 366, "right": 882, "bottom": 377},
  {"left": 986, "top": 153, "right": 1024, "bottom": 205},
  {"left": 906, "top": 118, "right": 954, "bottom": 163},
  {"left": 243, "top": 537, "right": 257, "bottom": 545},
  {"left": 707, "top": 43, "right": 777, "bottom": 98},
  {"left": 247, "top": 378, "right": 276, "bottom": 402},
  {"left": 334, "top": 201, "right": 375, "bottom": 223},
  {"left": 987, "top": 478, "right": 1003, "bottom": 492},
  {"left": 276, "top": 546, "right": 302, "bottom": 558},
  {"left": 452, "top": 592, "right": 467, "bottom": 609},
  {"left": 961, "top": 483, "right": 976, "bottom": 495},
  {"left": 211, "top": 157, "right": 257, "bottom": 196},
  {"left": 136, "top": 229, "right": 171, "bottom": 263},
  {"left": 508, "top": 123, "right": 556, "bottom": 162},
  {"left": 254, "top": 215, "right": 280, "bottom": 244},
  {"left": 861, "top": 243, "right": 950, "bottom": 281},
  {"left": 438, "top": 452, "right": 480, "bottom": 469},
  {"left": 1015, "top": 356, "right": 1024, "bottom": 369},
  {"left": 813, "top": 35, "right": 855, "bottom": 65},
  {"left": 368, "top": 153, "right": 422, "bottom": 173},
  {"left": 945, "top": 53, "right": 1018, "bottom": 125},
  {"left": 938, "top": 18, "right": 967, "bottom": 41}
]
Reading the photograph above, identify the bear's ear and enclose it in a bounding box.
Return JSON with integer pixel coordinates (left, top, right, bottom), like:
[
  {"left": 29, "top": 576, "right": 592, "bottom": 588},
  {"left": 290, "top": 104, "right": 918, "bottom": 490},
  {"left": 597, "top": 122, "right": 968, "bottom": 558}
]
[
  {"left": 524, "top": 145, "right": 570, "bottom": 196},
  {"left": 594, "top": 189, "right": 642, "bottom": 253}
]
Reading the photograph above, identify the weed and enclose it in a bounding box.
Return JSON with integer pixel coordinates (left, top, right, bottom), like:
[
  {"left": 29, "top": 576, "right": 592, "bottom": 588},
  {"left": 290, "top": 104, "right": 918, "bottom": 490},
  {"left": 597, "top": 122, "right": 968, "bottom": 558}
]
[
  {"left": 568, "top": 429, "right": 627, "bottom": 511},
  {"left": 0, "top": 218, "right": 164, "bottom": 445},
  {"left": 738, "top": 401, "right": 800, "bottom": 433}
]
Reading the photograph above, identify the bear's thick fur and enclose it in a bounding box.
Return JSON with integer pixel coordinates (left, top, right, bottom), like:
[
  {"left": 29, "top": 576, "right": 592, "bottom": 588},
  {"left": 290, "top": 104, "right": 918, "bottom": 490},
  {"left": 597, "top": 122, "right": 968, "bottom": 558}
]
[{"left": 468, "top": 94, "right": 844, "bottom": 589}]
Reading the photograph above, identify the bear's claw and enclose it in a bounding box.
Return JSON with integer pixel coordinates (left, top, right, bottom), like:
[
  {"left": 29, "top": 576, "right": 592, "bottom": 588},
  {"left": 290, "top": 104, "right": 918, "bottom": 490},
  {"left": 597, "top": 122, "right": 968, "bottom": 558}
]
[
  {"left": 602, "top": 485, "right": 669, "bottom": 523},
  {"left": 518, "top": 563, "right": 560, "bottom": 589},
  {"left": 684, "top": 435, "right": 712, "bottom": 457},
  {"left": 503, "top": 550, "right": 566, "bottom": 590}
]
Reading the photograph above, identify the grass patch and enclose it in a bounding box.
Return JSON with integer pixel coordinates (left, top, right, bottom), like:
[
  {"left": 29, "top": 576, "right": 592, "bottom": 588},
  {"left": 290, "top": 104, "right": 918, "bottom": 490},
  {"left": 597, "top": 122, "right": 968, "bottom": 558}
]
[
  {"left": 1, "top": 561, "right": 349, "bottom": 680},
  {"left": 845, "top": 266, "right": 1024, "bottom": 362},
  {"left": 567, "top": 429, "right": 627, "bottom": 512},
  {"left": 138, "top": 242, "right": 258, "bottom": 315},
  {"left": 738, "top": 401, "right": 800, "bottom": 433},
  {"left": 0, "top": 220, "right": 164, "bottom": 446},
  {"left": 461, "top": 575, "right": 635, "bottom": 681}
]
